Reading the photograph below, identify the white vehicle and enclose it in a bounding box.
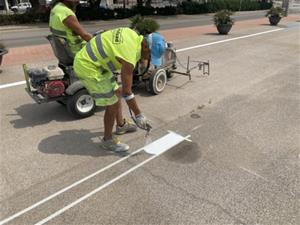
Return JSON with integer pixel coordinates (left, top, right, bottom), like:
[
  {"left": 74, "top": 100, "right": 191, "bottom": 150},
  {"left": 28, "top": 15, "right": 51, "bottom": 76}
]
[{"left": 11, "top": 2, "right": 32, "bottom": 13}]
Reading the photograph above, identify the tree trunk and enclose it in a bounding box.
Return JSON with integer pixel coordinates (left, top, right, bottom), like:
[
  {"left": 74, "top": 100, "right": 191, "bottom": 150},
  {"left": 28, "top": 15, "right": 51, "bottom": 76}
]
[
  {"left": 3, "top": 0, "right": 10, "bottom": 12},
  {"left": 282, "top": 0, "right": 289, "bottom": 16}
]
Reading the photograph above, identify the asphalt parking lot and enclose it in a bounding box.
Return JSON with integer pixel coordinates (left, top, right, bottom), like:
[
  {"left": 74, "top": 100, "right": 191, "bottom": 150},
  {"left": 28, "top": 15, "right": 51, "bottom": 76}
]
[{"left": 0, "top": 16, "right": 299, "bottom": 225}]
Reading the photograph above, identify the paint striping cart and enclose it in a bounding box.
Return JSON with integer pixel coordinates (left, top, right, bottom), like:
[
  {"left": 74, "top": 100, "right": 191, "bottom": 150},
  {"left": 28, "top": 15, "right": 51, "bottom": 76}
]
[{"left": 133, "top": 42, "right": 210, "bottom": 94}]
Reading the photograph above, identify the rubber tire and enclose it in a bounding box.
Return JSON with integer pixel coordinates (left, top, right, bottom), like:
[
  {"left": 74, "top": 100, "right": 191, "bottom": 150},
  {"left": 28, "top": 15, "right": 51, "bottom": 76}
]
[
  {"left": 148, "top": 69, "right": 167, "bottom": 95},
  {"left": 66, "top": 89, "right": 95, "bottom": 119}
]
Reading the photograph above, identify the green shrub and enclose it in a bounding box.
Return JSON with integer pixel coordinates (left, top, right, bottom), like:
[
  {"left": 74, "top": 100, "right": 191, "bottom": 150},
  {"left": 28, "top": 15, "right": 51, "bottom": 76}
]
[
  {"left": 213, "top": 9, "right": 234, "bottom": 25},
  {"left": 132, "top": 6, "right": 155, "bottom": 15},
  {"left": 181, "top": 0, "right": 272, "bottom": 14},
  {"left": 129, "top": 15, "right": 160, "bottom": 35},
  {"left": 156, "top": 6, "right": 178, "bottom": 15},
  {"left": 266, "top": 6, "right": 284, "bottom": 17},
  {"left": 130, "top": 14, "right": 143, "bottom": 29},
  {"left": 0, "top": 43, "right": 6, "bottom": 50},
  {"left": 113, "top": 8, "right": 134, "bottom": 19},
  {"left": 260, "top": 2, "right": 273, "bottom": 10},
  {"left": 0, "top": 11, "right": 50, "bottom": 25},
  {"left": 181, "top": 1, "right": 207, "bottom": 14}
]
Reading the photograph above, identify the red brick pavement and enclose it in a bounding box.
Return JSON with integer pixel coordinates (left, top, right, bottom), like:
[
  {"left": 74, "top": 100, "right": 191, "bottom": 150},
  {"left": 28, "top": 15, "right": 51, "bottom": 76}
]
[{"left": 2, "top": 15, "right": 299, "bottom": 67}]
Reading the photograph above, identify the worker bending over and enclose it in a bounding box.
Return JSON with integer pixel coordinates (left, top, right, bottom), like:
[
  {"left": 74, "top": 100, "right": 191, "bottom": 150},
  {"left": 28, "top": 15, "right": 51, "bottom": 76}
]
[{"left": 74, "top": 27, "right": 166, "bottom": 152}]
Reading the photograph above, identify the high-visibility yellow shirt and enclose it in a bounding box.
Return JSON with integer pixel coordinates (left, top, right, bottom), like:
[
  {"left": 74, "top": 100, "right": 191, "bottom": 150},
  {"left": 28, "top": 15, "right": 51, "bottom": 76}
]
[
  {"left": 76, "top": 27, "right": 144, "bottom": 79},
  {"left": 49, "top": 2, "right": 83, "bottom": 54}
]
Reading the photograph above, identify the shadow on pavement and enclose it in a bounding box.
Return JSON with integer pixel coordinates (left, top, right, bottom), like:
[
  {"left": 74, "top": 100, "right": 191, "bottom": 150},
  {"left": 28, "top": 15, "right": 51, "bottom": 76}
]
[
  {"left": 260, "top": 24, "right": 287, "bottom": 28},
  {"left": 8, "top": 103, "right": 104, "bottom": 129},
  {"left": 202, "top": 33, "right": 222, "bottom": 36},
  {"left": 164, "top": 141, "right": 201, "bottom": 164},
  {"left": 38, "top": 129, "right": 116, "bottom": 157},
  {"left": 133, "top": 83, "right": 153, "bottom": 97}
]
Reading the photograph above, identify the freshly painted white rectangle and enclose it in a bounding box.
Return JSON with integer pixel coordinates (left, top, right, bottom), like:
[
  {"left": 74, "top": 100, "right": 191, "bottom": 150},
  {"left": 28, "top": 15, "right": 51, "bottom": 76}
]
[{"left": 144, "top": 131, "right": 189, "bottom": 155}]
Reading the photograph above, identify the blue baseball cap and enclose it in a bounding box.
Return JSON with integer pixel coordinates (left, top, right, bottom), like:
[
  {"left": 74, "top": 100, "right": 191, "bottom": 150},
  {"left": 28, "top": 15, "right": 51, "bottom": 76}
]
[{"left": 146, "top": 32, "right": 166, "bottom": 67}]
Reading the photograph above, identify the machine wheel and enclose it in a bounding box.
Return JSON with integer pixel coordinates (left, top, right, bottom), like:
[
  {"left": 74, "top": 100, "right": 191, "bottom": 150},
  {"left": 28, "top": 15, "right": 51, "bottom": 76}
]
[
  {"left": 148, "top": 69, "right": 167, "bottom": 95},
  {"left": 67, "top": 89, "right": 95, "bottom": 119}
]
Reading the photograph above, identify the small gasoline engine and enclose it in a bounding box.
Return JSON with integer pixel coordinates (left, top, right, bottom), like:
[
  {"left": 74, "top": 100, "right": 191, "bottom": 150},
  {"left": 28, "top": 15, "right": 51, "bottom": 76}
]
[{"left": 28, "top": 65, "right": 66, "bottom": 98}]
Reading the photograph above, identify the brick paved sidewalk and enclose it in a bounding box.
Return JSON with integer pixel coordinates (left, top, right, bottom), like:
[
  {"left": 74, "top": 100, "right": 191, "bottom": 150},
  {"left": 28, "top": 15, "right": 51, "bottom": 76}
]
[{"left": 1, "top": 15, "right": 299, "bottom": 67}]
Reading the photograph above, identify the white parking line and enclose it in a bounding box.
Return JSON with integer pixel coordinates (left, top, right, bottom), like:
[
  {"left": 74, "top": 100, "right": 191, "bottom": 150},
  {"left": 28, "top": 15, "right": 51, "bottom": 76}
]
[
  {"left": 35, "top": 132, "right": 190, "bottom": 225},
  {"left": 0, "top": 28, "right": 284, "bottom": 91},
  {"left": 0, "top": 81, "right": 26, "bottom": 90},
  {"left": 176, "top": 28, "right": 283, "bottom": 53},
  {"left": 35, "top": 154, "right": 158, "bottom": 225},
  {"left": 0, "top": 147, "right": 144, "bottom": 225}
]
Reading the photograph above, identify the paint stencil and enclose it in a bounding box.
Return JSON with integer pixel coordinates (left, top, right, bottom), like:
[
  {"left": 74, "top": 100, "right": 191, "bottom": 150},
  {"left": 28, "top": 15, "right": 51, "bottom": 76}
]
[{"left": 144, "top": 131, "right": 191, "bottom": 155}]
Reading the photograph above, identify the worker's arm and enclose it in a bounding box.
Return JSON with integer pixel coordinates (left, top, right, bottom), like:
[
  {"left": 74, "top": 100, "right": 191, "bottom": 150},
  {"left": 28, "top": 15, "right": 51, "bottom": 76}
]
[
  {"left": 63, "top": 15, "right": 92, "bottom": 42},
  {"left": 117, "top": 57, "right": 141, "bottom": 116}
]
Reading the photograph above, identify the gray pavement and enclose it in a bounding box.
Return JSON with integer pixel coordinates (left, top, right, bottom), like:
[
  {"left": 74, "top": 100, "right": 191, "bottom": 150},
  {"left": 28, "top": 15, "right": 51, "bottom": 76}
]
[
  {"left": 0, "top": 11, "right": 268, "bottom": 48},
  {"left": 0, "top": 20, "right": 299, "bottom": 225}
]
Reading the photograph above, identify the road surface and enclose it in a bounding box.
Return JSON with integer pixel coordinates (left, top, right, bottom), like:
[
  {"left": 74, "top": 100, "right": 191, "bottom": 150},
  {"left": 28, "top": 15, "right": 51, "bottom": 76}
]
[
  {"left": 0, "top": 15, "right": 299, "bottom": 225},
  {"left": 0, "top": 11, "right": 268, "bottom": 48}
]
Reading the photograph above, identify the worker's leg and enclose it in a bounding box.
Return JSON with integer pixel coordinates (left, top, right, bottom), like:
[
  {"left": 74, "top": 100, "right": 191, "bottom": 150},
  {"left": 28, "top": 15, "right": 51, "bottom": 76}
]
[
  {"left": 74, "top": 62, "right": 129, "bottom": 151},
  {"left": 102, "top": 98, "right": 129, "bottom": 152},
  {"left": 104, "top": 100, "right": 119, "bottom": 140},
  {"left": 115, "top": 97, "right": 124, "bottom": 126},
  {"left": 115, "top": 98, "right": 137, "bottom": 134},
  {"left": 114, "top": 86, "right": 137, "bottom": 134}
]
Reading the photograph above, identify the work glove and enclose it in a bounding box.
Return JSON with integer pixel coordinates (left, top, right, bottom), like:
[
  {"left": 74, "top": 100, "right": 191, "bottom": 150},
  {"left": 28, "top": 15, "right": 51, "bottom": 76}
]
[{"left": 135, "top": 114, "right": 152, "bottom": 131}]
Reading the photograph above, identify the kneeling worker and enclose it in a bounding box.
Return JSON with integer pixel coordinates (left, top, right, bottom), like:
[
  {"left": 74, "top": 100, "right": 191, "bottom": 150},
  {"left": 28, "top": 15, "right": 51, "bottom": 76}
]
[{"left": 74, "top": 27, "right": 166, "bottom": 152}]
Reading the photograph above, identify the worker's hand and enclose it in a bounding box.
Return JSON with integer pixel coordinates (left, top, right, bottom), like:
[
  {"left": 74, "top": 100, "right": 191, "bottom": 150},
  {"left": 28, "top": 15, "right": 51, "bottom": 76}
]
[{"left": 135, "top": 114, "right": 152, "bottom": 131}]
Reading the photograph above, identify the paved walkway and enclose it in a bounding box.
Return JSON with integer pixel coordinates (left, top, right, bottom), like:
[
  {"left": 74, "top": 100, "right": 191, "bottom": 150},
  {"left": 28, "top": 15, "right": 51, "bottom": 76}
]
[{"left": 1, "top": 15, "right": 299, "bottom": 67}]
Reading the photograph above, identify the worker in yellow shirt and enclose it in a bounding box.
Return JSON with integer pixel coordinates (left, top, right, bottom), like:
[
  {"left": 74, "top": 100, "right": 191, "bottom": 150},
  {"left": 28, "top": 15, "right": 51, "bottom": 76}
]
[
  {"left": 49, "top": 0, "right": 92, "bottom": 55},
  {"left": 74, "top": 27, "right": 166, "bottom": 152}
]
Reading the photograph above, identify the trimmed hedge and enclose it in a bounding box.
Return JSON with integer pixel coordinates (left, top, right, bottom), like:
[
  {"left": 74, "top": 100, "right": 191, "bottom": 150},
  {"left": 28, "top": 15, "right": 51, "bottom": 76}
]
[
  {"left": 0, "top": 11, "right": 50, "bottom": 25},
  {"left": 181, "top": 0, "right": 272, "bottom": 14},
  {"left": 156, "top": 6, "right": 178, "bottom": 15}
]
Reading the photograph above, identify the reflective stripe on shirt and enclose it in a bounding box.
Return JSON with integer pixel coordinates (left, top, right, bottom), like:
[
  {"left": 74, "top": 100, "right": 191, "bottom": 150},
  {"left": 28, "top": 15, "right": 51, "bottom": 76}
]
[
  {"left": 86, "top": 34, "right": 117, "bottom": 73},
  {"left": 95, "top": 35, "right": 107, "bottom": 58},
  {"left": 86, "top": 42, "right": 97, "bottom": 62}
]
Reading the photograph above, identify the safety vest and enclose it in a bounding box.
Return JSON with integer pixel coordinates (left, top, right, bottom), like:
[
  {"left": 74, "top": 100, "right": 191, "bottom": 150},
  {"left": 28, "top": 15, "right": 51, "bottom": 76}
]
[
  {"left": 77, "top": 28, "right": 144, "bottom": 76},
  {"left": 49, "top": 2, "right": 83, "bottom": 55}
]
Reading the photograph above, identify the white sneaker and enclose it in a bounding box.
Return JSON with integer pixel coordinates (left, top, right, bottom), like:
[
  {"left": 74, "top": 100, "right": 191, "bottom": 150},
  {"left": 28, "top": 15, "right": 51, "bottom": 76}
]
[
  {"left": 100, "top": 136, "right": 129, "bottom": 152},
  {"left": 115, "top": 119, "right": 137, "bottom": 135}
]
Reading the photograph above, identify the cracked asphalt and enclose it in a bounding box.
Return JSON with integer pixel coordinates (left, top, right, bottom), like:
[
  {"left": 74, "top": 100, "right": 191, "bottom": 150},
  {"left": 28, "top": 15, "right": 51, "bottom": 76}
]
[{"left": 0, "top": 16, "right": 299, "bottom": 225}]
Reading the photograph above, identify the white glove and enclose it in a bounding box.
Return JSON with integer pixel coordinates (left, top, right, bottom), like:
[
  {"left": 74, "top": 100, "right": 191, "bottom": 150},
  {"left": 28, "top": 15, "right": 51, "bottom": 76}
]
[{"left": 135, "top": 114, "right": 152, "bottom": 130}]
